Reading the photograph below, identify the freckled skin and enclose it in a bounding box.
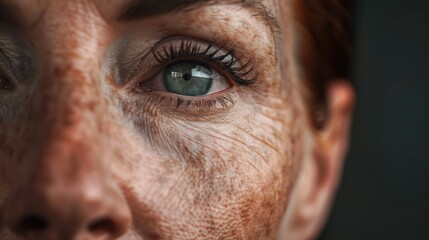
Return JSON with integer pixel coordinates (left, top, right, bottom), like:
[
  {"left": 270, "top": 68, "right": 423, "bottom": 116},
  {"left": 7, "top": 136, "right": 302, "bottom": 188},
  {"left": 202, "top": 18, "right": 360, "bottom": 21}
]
[{"left": 0, "top": 0, "right": 335, "bottom": 240}]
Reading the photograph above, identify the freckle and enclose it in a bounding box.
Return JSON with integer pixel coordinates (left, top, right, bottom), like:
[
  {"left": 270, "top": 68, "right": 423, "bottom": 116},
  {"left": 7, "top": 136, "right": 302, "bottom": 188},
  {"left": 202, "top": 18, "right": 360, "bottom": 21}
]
[{"left": 86, "top": 101, "right": 97, "bottom": 112}]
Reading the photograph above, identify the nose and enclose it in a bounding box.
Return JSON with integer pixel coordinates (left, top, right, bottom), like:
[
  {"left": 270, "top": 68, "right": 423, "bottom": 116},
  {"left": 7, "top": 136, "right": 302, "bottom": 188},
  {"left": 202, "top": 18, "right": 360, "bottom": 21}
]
[
  {"left": 4, "top": 159, "right": 132, "bottom": 240},
  {"left": 3, "top": 65, "right": 132, "bottom": 239},
  {"left": 3, "top": 163, "right": 132, "bottom": 240},
  {"left": 1, "top": 4, "right": 133, "bottom": 236},
  {"left": 2, "top": 124, "right": 132, "bottom": 240}
]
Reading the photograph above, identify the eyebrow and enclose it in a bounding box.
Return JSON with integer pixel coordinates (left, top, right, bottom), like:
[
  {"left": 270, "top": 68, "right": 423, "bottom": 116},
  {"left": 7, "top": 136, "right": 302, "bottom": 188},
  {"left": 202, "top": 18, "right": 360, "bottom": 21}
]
[{"left": 120, "top": 0, "right": 280, "bottom": 34}]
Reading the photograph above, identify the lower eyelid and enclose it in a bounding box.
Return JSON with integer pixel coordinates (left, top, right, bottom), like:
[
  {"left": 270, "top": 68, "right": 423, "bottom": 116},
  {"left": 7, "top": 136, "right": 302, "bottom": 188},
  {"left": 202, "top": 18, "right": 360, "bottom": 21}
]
[{"left": 139, "top": 92, "right": 237, "bottom": 117}]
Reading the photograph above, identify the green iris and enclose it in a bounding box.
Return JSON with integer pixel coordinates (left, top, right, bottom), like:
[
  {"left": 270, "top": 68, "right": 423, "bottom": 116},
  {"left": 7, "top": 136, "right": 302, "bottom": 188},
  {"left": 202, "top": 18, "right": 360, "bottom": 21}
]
[{"left": 163, "top": 61, "right": 214, "bottom": 96}]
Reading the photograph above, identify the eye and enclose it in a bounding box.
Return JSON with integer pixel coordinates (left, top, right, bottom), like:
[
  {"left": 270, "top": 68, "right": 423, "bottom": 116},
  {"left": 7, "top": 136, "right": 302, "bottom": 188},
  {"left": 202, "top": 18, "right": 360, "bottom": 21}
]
[
  {"left": 0, "top": 76, "right": 14, "bottom": 90},
  {"left": 142, "top": 60, "right": 230, "bottom": 97}
]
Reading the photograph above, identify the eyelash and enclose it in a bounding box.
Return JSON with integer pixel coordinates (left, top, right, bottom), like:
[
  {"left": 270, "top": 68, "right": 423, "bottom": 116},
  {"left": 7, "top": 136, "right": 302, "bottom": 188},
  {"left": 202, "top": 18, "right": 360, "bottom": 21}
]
[
  {"left": 150, "top": 39, "right": 258, "bottom": 86},
  {"left": 133, "top": 39, "right": 258, "bottom": 112}
]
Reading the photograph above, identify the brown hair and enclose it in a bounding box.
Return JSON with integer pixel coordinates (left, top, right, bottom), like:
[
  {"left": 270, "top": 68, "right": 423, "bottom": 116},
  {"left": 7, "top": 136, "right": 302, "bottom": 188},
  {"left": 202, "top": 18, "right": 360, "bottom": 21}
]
[{"left": 293, "top": 0, "right": 354, "bottom": 128}]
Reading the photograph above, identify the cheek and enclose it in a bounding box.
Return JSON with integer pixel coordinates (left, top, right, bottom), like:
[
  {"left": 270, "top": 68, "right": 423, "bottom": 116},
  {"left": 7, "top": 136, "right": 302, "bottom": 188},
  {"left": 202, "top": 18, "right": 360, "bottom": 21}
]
[{"left": 120, "top": 97, "right": 302, "bottom": 238}]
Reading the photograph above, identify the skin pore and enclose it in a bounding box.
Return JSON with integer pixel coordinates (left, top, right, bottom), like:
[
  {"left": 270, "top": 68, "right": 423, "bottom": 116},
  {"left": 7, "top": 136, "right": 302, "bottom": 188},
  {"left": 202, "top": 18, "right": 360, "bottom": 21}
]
[{"left": 0, "top": 0, "right": 354, "bottom": 239}]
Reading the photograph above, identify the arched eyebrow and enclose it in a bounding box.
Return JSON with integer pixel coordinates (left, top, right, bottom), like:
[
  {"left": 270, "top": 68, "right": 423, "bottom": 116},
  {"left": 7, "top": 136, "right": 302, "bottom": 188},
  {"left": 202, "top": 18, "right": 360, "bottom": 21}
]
[{"left": 119, "top": 0, "right": 280, "bottom": 34}]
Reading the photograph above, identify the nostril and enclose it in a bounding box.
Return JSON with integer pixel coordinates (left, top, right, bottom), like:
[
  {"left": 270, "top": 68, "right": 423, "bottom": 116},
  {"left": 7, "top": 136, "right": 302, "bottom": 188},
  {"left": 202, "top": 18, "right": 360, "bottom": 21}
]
[
  {"left": 88, "top": 217, "right": 117, "bottom": 237},
  {"left": 15, "top": 214, "right": 50, "bottom": 233}
]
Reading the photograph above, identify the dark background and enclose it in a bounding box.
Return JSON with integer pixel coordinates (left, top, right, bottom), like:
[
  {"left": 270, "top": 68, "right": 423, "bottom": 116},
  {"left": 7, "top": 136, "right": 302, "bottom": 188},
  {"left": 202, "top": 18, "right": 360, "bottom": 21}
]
[{"left": 319, "top": 0, "right": 429, "bottom": 239}]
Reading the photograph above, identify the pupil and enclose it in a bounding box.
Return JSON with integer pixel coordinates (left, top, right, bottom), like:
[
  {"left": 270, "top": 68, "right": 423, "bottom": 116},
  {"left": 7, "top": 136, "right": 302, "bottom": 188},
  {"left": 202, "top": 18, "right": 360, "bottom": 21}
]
[{"left": 183, "top": 74, "right": 192, "bottom": 81}]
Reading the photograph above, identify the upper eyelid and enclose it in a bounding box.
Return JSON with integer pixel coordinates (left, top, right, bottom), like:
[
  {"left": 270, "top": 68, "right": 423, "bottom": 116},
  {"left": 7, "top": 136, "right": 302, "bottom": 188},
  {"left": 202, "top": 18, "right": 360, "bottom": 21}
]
[
  {"left": 151, "top": 41, "right": 238, "bottom": 68},
  {"left": 119, "top": 37, "right": 257, "bottom": 90},
  {"left": 124, "top": 37, "right": 224, "bottom": 82}
]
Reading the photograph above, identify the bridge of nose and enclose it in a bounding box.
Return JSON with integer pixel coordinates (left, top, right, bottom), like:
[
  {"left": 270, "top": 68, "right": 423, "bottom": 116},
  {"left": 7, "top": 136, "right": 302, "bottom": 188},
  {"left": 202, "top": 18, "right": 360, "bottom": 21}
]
[
  {"left": 1, "top": 2, "right": 132, "bottom": 239},
  {"left": 24, "top": 0, "right": 113, "bottom": 187},
  {"left": 2, "top": 60, "right": 132, "bottom": 238}
]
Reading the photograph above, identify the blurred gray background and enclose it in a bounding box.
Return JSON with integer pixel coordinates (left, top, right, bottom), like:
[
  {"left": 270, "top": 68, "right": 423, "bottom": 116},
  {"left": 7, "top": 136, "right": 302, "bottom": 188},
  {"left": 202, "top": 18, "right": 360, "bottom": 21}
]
[{"left": 319, "top": 0, "right": 429, "bottom": 239}]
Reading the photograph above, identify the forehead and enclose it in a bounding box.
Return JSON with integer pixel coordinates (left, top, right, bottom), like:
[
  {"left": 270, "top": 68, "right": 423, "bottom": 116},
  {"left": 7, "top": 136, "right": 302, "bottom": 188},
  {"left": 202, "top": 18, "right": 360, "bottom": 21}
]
[{"left": 0, "top": 0, "right": 279, "bottom": 29}]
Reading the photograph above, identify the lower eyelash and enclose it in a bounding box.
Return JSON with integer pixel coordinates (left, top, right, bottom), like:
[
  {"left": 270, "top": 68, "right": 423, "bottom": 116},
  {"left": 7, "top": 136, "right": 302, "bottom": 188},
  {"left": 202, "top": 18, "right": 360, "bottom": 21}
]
[
  {"left": 142, "top": 93, "right": 236, "bottom": 114},
  {"left": 175, "top": 95, "right": 235, "bottom": 110}
]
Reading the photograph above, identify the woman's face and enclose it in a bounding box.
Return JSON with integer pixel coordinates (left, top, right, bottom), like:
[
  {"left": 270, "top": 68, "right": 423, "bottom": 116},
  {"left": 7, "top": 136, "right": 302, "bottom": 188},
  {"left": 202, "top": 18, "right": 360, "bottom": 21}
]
[{"left": 0, "top": 0, "right": 354, "bottom": 239}]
